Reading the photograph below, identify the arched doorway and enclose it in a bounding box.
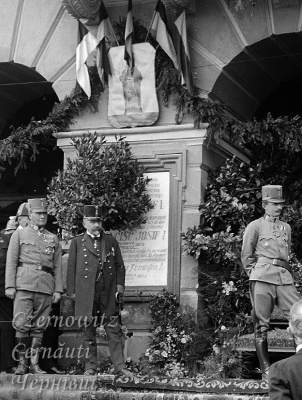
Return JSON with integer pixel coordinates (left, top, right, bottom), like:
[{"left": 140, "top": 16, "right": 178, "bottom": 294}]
[
  {"left": 0, "top": 62, "right": 63, "bottom": 229},
  {"left": 210, "top": 32, "right": 302, "bottom": 120}
]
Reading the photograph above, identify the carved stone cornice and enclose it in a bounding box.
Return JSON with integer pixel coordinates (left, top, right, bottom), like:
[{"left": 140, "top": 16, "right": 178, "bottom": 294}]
[{"left": 62, "top": 0, "right": 100, "bottom": 24}]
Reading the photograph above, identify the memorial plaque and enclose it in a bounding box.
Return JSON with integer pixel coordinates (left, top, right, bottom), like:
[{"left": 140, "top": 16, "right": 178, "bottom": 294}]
[{"left": 113, "top": 172, "right": 170, "bottom": 287}]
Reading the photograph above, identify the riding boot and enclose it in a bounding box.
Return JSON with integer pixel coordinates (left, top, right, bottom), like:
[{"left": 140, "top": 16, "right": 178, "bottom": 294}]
[
  {"left": 15, "top": 337, "right": 30, "bottom": 375},
  {"left": 29, "top": 337, "right": 46, "bottom": 374},
  {"left": 255, "top": 337, "right": 270, "bottom": 379}
]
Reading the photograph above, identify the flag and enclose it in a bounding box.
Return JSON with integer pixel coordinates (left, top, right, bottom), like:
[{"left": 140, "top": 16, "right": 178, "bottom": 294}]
[
  {"left": 124, "top": 0, "right": 134, "bottom": 69},
  {"left": 76, "top": 20, "right": 98, "bottom": 98},
  {"left": 174, "top": 11, "right": 194, "bottom": 96},
  {"left": 96, "top": 2, "right": 113, "bottom": 87},
  {"left": 148, "top": 0, "right": 179, "bottom": 70}
]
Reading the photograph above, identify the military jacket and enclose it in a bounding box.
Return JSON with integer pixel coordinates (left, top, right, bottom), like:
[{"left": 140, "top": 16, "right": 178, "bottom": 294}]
[
  {"left": 241, "top": 216, "right": 293, "bottom": 285},
  {"left": 5, "top": 225, "right": 63, "bottom": 294},
  {"left": 67, "top": 232, "right": 125, "bottom": 319},
  {"left": 0, "top": 233, "right": 10, "bottom": 297}
]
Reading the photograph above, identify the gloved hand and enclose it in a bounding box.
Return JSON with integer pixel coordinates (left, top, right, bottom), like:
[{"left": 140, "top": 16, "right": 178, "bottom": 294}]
[
  {"left": 116, "top": 285, "right": 124, "bottom": 295},
  {"left": 116, "top": 284, "right": 124, "bottom": 303}
]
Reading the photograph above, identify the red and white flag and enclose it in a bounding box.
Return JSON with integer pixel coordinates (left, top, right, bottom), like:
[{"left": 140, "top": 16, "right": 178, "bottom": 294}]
[
  {"left": 96, "top": 2, "right": 113, "bottom": 87},
  {"left": 148, "top": 0, "right": 179, "bottom": 70},
  {"left": 174, "top": 11, "right": 194, "bottom": 96},
  {"left": 124, "top": 0, "right": 134, "bottom": 69},
  {"left": 76, "top": 20, "right": 98, "bottom": 98}
]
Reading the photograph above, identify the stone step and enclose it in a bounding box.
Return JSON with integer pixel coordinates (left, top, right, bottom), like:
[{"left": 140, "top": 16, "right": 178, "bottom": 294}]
[
  {"left": 0, "top": 372, "right": 269, "bottom": 400},
  {"left": 237, "top": 328, "right": 295, "bottom": 353}
]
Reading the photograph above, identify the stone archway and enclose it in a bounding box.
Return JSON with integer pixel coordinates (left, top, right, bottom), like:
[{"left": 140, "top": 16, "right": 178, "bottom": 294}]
[
  {"left": 0, "top": 0, "right": 78, "bottom": 110},
  {"left": 190, "top": 0, "right": 302, "bottom": 120}
]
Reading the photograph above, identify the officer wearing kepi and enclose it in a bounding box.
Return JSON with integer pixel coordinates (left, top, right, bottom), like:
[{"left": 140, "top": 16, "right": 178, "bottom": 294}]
[
  {"left": 67, "top": 205, "right": 132, "bottom": 376},
  {"left": 5, "top": 198, "right": 63, "bottom": 375},
  {"left": 241, "top": 185, "right": 300, "bottom": 379}
]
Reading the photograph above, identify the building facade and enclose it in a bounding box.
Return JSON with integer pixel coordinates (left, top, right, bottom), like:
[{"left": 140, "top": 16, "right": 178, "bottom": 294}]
[{"left": 0, "top": 0, "right": 301, "bottom": 363}]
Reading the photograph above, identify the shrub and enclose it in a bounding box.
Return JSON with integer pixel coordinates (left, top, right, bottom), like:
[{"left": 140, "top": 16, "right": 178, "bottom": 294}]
[{"left": 47, "top": 133, "right": 153, "bottom": 237}]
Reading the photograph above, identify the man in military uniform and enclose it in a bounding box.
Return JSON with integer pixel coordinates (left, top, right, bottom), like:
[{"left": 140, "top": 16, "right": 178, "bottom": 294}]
[
  {"left": 67, "top": 205, "right": 132, "bottom": 376},
  {"left": 3, "top": 216, "right": 17, "bottom": 235},
  {"left": 0, "top": 230, "right": 15, "bottom": 372},
  {"left": 5, "top": 198, "right": 63, "bottom": 375},
  {"left": 241, "top": 185, "right": 300, "bottom": 379},
  {"left": 16, "top": 203, "right": 30, "bottom": 229}
]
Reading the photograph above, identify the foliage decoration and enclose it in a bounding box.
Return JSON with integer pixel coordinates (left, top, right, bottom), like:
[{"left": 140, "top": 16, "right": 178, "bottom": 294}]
[
  {"left": 138, "top": 289, "right": 210, "bottom": 378},
  {"left": 0, "top": 66, "right": 102, "bottom": 174},
  {"left": 47, "top": 132, "right": 153, "bottom": 237}
]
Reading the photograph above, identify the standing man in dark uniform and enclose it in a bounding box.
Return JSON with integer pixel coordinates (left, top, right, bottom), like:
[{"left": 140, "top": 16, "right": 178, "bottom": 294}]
[
  {"left": 5, "top": 198, "right": 63, "bottom": 375},
  {"left": 67, "top": 205, "right": 132, "bottom": 376},
  {"left": 241, "top": 185, "right": 300, "bottom": 379},
  {"left": 0, "top": 230, "right": 15, "bottom": 372}
]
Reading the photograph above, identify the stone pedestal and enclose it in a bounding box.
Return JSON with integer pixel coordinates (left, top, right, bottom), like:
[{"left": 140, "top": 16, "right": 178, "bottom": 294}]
[{"left": 54, "top": 89, "right": 248, "bottom": 367}]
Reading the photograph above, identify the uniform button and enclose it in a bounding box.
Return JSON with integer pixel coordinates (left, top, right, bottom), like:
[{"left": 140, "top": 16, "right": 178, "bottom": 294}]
[
  {"left": 84, "top": 254, "right": 87, "bottom": 257},
  {"left": 110, "top": 273, "right": 113, "bottom": 276},
  {"left": 85, "top": 262, "right": 88, "bottom": 265},
  {"left": 109, "top": 266, "right": 112, "bottom": 269},
  {"left": 84, "top": 249, "right": 86, "bottom": 251},
  {"left": 85, "top": 268, "right": 88, "bottom": 271},
  {"left": 281, "top": 269, "right": 285, "bottom": 273},
  {"left": 85, "top": 276, "right": 88, "bottom": 278}
]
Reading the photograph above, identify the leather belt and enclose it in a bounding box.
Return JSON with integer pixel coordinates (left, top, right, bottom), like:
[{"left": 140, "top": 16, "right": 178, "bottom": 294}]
[
  {"left": 18, "top": 265, "right": 54, "bottom": 276},
  {"left": 256, "top": 257, "right": 292, "bottom": 274}
]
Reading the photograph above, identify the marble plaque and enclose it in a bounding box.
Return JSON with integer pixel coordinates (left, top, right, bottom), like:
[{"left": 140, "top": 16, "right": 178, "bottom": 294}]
[{"left": 113, "top": 172, "right": 170, "bottom": 287}]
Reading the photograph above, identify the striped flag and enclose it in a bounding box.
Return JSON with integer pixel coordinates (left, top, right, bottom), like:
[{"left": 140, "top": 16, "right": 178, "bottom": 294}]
[
  {"left": 148, "top": 0, "right": 179, "bottom": 70},
  {"left": 76, "top": 20, "right": 98, "bottom": 98},
  {"left": 96, "top": 2, "right": 112, "bottom": 88},
  {"left": 124, "top": 0, "right": 134, "bottom": 69},
  {"left": 174, "top": 11, "right": 194, "bottom": 96}
]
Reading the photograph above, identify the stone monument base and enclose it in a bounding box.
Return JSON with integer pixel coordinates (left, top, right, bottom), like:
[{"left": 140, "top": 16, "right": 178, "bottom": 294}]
[{"left": 0, "top": 373, "right": 269, "bottom": 400}]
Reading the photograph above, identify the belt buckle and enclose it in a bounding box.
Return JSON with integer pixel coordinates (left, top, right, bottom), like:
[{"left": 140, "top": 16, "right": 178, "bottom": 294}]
[
  {"left": 38, "top": 265, "right": 42, "bottom": 270},
  {"left": 272, "top": 259, "right": 278, "bottom": 265}
]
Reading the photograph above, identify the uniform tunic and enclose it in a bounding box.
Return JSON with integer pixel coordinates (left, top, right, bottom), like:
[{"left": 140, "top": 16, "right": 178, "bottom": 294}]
[
  {"left": 67, "top": 231, "right": 126, "bottom": 373},
  {"left": 241, "top": 216, "right": 300, "bottom": 334},
  {"left": 67, "top": 232, "right": 125, "bottom": 319},
  {"left": 6, "top": 225, "right": 63, "bottom": 294},
  {"left": 242, "top": 216, "right": 293, "bottom": 284}
]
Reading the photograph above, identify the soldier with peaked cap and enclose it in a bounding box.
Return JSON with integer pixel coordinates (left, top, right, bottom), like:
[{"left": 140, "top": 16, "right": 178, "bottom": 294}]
[
  {"left": 5, "top": 198, "right": 63, "bottom": 375},
  {"left": 67, "top": 205, "right": 132, "bottom": 377},
  {"left": 241, "top": 185, "right": 300, "bottom": 380},
  {"left": 16, "top": 203, "right": 30, "bottom": 229},
  {"left": 4, "top": 217, "right": 17, "bottom": 235}
]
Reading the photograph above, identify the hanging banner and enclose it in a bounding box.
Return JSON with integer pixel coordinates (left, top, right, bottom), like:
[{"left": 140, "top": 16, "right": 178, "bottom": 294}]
[{"left": 108, "top": 42, "right": 159, "bottom": 128}]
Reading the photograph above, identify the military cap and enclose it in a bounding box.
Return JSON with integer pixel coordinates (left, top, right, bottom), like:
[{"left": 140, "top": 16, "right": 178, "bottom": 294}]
[
  {"left": 28, "top": 198, "right": 47, "bottom": 213},
  {"left": 262, "top": 185, "right": 285, "bottom": 203},
  {"left": 16, "top": 202, "right": 29, "bottom": 217},
  {"left": 83, "top": 205, "right": 103, "bottom": 219},
  {"left": 4, "top": 216, "right": 17, "bottom": 232}
]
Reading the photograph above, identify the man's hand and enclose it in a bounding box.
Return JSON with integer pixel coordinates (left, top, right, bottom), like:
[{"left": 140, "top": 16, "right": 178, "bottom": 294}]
[
  {"left": 52, "top": 292, "right": 62, "bottom": 303},
  {"left": 116, "top": 284, "right": 124, "bottom": 304},
  {"left": 116, "top": 285, "right": 124, "bottom": 295},
  {"left": 5, "top": 288, "right": 16, "bottom": 300}
]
